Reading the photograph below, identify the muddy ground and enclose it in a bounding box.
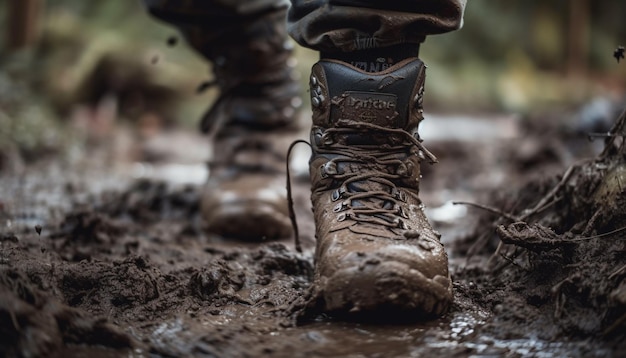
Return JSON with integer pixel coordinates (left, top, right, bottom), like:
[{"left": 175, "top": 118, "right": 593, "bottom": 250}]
[{"left": 1, "top": 108, "right": 625, "bottom": 357}]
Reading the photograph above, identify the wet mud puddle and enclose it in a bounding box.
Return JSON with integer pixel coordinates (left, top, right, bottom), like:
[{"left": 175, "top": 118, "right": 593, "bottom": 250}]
[
  {"left": 290, "top": 309, "right": 489, "bottom": 357},
  {"left": 143, "top": 298, "right": 596, "bottom": 357},
  {"left": 140, "top": 302, "right": 490, "bottom": 357}
]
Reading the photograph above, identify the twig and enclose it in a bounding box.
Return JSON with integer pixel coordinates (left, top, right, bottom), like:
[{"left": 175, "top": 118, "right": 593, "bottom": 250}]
[
  {"left": 601, "top": 107, "right": 626, "bottom": 159},
  {"left": 491, "top": 246, "right": 523, "bottom": 274},
  {"left": 519, "top": 162, "right": 582, "bottom": 221},
  {"left": 500, "top": 251, "right": 524, "bottom": 269},
  {"left": 581, "top": 208, "right": 603, "bottom": 236},
  {"left": 603, "top": 312, "right": 626, "bottom": 336},
  {"left": 487, "top": 241, "right": 504, "bottom": 267},
  {"left": 10, "top": 310, "right": 21, "bottom": 332},
  {"left": 521, "top": 196, "right": 562, "bottom": 221},
  {"left": 453, "top": 201, "right": 518, "bottom": 222},
  {"left": 609, "top": 263, "right": 626, "bottom": 280},
  {"left": 551, "top": 277, "right": 572, "bottom": 319},
  {"left": 570, "top": 225, "right": 626, "bottom": 242}
]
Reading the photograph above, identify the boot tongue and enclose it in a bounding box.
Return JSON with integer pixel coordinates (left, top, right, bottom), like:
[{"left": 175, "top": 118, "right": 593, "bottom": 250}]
[
  {"left": 347, "top": 180, "right": 395, "bottom": 210},
  {"left": 336, "top": 91, "right": 400, "bottom": 128}
]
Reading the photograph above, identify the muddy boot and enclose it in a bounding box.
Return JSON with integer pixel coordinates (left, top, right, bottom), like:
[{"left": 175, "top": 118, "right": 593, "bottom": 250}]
[
  {"left": 202, "top": 126, "right": 298, "bottom": 240},
  {"left": 197, "top": 9, "right": 302, "bottom": 240},
  {"left": 308, "top": 58, "right": 453, "bottom": 318}
]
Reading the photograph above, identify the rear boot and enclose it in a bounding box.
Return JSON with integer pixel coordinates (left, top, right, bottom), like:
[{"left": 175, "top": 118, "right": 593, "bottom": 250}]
[{"left": 187, "top": 7, "right": 301, "bottom": 240}]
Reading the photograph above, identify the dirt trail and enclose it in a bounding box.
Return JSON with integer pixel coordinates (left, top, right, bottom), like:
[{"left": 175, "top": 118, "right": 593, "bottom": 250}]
[{"left": 1, "top": 111, "right": 624, "bottom": 357}]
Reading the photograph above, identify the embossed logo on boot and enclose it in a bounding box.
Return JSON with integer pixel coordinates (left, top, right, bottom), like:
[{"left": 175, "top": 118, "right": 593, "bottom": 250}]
[{"left": 339, "top": 91, "right": 399, "bottom": 127}]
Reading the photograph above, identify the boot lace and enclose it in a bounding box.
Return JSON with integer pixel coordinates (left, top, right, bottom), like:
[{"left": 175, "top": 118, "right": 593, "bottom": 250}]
[{"left": 287, "top": 119, "right": 437, "bottom": 252}]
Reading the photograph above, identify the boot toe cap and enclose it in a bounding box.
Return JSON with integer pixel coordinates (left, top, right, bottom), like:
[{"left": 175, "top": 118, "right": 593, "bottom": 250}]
[
  {"left": 202, "top": 183, "right": 292, "bottom": 240},
  {"left": 319, "top": 252, "right": 453, "bottom": 320}
]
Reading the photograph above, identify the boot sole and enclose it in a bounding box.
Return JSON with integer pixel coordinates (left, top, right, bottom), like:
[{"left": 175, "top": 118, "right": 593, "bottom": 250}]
[{"left": 320, "top": 260, "right": 453, "bottom": 321}]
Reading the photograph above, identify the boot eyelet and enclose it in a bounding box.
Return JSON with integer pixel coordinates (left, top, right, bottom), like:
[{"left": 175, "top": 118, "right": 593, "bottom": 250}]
[
  {"left": 333, "top": 186, "right": 347, "bottom": 201},
  {"left": 324, "top": 161, "right": 338, "bottom": 175},
  {"left": 396, "top": 163, "right": 408, "bottom": 176},
  {"left": 312, "top": 97, "right": 321, "bottom": 108},
  {"left": 414, "top": 85, "right": 424, "bottom": 108},
  {"left": 313, "top": 128, "right": 324, "bottom": 146},
  {"left": 413, "top": 132, "right": 425, "bottom": 143},
  {"left": 395, "top": 191, "right": 406, "bottom": 202},
  {"left": 405, "top": 163, "right": 414, "bottom": 177},
  {"left": 337, "top": 213, "right": 346, "bottom": 222},
  {"left": 320, "top": 164, "right": 328, "bottom": 178},
  {"left": 321, "top": 132, "right": 333, "bottom": 145},
  {"left": 398, "top": 206, "right": 409, "bottom": 219},
  {"left": 333, "top": 203, "right": 344, "bottom": 212}
]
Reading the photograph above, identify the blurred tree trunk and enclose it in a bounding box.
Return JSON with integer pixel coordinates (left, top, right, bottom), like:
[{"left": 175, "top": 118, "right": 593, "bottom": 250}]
[
  {"left": 567, "top": 0, "right": 589, "bottom": 77},
  {"left": 6, "top": 0, "right": 43, "bottom": 51}
]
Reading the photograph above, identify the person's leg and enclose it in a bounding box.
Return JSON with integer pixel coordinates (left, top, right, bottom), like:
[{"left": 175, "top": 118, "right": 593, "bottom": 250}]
[
  {"left": 289, "top": 1, "right": 465, "bottom": 51},
  {"left": 288, "top": 0, "right": 465, "bottom": 317},
  {"left": 144, "top": 0, "right": 302, "bottom": 240}
]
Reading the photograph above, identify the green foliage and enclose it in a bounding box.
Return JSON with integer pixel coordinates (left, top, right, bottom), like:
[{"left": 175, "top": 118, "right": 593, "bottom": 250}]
[
  {"left": 0, "top": 55, "right": 74, "bottom": 166},
  {"left": 3, "top": 0, "right": 626, "bottom": 128},
  {"left": 421, "top": 0, "right": 626, "bottom": 112}
]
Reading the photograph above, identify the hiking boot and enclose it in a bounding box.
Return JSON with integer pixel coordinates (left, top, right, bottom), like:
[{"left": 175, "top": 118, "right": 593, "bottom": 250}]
[
  {"left": 201, "top": 125, "right": 298, "bottom": 240},
  {"left": 197, "top": 8, "right": 301, "bottom": 240},
  {"left": 307, "top": 58, "right": 453, "bottom": 317}
]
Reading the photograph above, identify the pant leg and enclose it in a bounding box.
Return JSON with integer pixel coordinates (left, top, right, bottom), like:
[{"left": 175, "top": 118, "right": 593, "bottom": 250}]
[
  {"left": 143, "top": 0, "right": 289, "bottom": 21},
  {"left": 143, "top": 0, "right": 300, "bottom": 130},
  {"left": 287, "top": 0, "right": 466, "bottom": 52},
  {"left": 143, "top": 0, "right": 294, "bottom": 84},
  {"left": 143, "top": 0, "right": 289, "bottom": 53}
]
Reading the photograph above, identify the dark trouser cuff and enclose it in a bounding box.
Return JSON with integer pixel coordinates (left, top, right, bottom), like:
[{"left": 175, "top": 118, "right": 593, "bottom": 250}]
[{"left": 321, "top": 43, "right": 421, "bottom": 72}]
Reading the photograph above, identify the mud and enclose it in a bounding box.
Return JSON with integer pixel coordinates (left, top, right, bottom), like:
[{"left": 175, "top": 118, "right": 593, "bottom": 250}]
[{"left": 1, "top": 111, "right": 625, "bottom": 357}]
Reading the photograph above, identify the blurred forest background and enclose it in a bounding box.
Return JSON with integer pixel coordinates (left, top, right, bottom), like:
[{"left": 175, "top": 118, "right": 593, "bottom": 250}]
[{"left": 1, "top": 0, "right": 626, "bottom": 168}]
